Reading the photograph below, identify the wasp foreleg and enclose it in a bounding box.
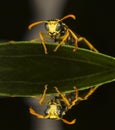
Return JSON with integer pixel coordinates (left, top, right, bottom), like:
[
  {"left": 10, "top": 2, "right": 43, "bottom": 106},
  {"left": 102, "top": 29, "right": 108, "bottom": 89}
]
[
  {"left": 53, "top": 30, "right": 69, "bottom": 52},
  {"left": 39, "top": 84, "right": 48, "bottom": 105},
  {"left": 39, "top": 32, "right": 48, "bottom": 54},
  {"left": 54, "top": 87, "right": 71, "bottom": 107},
  {"left": 68, "top": 29, "right": 79, "bottom": 52}
]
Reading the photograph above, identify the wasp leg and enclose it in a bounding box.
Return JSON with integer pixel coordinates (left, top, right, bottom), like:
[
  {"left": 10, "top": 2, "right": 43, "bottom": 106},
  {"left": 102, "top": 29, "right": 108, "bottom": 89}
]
[
  {"left": 29, "top": 32, "right": 50, "bottom": 43},
  {"left": 67, "top": 87, "right": 80, "bottom": 109},
  {"left": 32, "top": 84, "right": 48, "bottom": 105},
  {"left": 54, "top": 87, "right": 71, "bottom": 107},
  {"left": 67, "top": 86, "right": 98, "bottom": 109},
  {"left": 31, "top": 84, "right": 48, "bottom": 105},
  {"left": 68, "top": 29, "right": 99, "bottom": 53},
  {"left": 53, "top": 30, "right": 69, "bottom": 52},
  {"left": 39, "top": 84, "right": 48, "bottom": 105},
  {"left": 65, "top": 86, "right": 83, "bottom": 109},
  {"left": 81, "top": 86, "right": 98, "bottom": 100},
  {"left": 39, "top": 32, "right": 48, "bottom": 54},
  {"left": 78, "top": 37, "right": 99, "bottom": 52},
  {"left": 73, "top": 86, "right": 98, "bottom": 102},
  {"left": 68, "top": 29, "right": 79, "bottom": 52},
  {"left": 8, "top": 40, "right": 16, "bottom": 43}
]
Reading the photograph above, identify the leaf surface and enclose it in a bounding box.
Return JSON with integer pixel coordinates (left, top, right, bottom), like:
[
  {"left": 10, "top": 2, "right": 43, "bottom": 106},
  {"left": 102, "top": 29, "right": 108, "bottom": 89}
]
[{"left": 0, "top": 41, "right": 115, "bottom": 96}]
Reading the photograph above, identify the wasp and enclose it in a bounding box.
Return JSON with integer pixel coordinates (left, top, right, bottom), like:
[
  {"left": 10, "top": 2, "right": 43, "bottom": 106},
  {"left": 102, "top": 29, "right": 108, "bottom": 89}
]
[
  {"left": 29, "top": 85, "right": 98, "bottom": 125},
  {"left": 28, "top": 14, "right": 98, "bottom": 54}
]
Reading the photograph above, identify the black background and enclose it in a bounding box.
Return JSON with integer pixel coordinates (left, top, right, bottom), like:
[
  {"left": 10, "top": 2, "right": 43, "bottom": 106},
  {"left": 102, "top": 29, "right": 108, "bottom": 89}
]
[{"left": 0, "top": 0, "right": 115, "bottom": 130}]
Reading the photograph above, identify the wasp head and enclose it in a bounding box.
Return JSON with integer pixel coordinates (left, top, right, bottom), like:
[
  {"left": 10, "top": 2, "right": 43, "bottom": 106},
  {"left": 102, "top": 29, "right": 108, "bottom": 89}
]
[
  {"left": 44, "top": 99, "right": 62, "bottom": 118},
  {"left": 28, "top": 14, "right": 76, "bottom": 39},
  {"left": 43, "top": 99, "right": 76, "bottom": 124},
  {"left": 44, "top": 20, "right": 63, "bottom": 38}
]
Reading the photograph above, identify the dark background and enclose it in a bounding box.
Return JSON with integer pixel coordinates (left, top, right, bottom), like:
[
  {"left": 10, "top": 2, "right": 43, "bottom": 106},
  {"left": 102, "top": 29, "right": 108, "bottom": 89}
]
[{"left": 0, "top": 0, "right": 115, "bottom": 130}]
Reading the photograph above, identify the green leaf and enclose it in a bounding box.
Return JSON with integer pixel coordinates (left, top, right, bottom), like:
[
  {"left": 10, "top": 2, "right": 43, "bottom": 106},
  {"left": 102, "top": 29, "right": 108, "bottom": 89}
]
[{"left": 0, "top": 41, "right": 115, "bottom": 96}]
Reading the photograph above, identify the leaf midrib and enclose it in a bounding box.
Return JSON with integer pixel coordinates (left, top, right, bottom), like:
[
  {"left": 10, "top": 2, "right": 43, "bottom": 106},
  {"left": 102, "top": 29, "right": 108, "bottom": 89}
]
[{"left": 0, "top": 53, "right": 114, "bottom": 69}]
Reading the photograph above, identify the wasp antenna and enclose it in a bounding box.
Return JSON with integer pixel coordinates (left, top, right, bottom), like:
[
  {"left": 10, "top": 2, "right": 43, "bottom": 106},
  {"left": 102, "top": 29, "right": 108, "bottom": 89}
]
[
  {"left": 59, "top": 14, "right": 76, "bottom": 22},
  {"left": 28, "top": 21, "right": 47, "bottom": 30},
  {"left": 29, "top": 107, "right": 47, "bottom": 119},
  {"left": 61, "top": 118, "right": 76, "bottom": 125}
]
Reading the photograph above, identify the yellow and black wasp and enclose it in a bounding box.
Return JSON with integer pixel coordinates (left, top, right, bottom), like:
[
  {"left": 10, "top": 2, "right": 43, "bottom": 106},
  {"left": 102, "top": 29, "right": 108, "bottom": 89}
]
[
  {"left": 29, "top": 85, "right": 98, "bottom": 125},
  {"left": 28, "top": 14, "right": 98, "bottom": 54}
]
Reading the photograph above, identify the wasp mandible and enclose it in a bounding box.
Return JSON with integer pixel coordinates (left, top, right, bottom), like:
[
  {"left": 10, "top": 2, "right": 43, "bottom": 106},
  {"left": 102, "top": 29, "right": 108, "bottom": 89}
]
[{"left": 28, "top": 14, "right": 98, "bottom": 54}]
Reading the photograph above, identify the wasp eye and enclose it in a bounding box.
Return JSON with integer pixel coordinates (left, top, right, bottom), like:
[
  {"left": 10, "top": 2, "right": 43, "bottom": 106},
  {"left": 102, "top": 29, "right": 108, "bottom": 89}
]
[
  {"left": 45, "top": 106, "right": 50, "bottom": 114},
  {"left": 45, "top": 23, "right": 49, "bottom": 31},
  {"left": 56, "top": 23, "right": 61, "bottom": 31},
  {"left": 57, "top": 106, "right": 61, "bottom": 115}
]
